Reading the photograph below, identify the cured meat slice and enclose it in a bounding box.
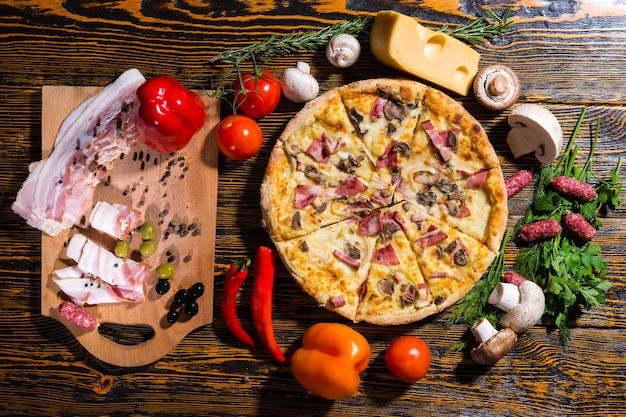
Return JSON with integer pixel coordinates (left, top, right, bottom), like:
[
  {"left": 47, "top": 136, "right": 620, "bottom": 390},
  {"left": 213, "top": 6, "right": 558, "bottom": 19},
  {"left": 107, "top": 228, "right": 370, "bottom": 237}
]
[
  {"left": 58, "top": 301, "right": 98, "bottom": 329},
  {"left": 89, "top": 201, "right": 140, "bottom": 240},
  {"left": 12, "top": 68, "right": 146, "bottom": 236},
  {"left": 53, "top": 265, "right": 142, "bottom": 306},
  {"left": 65, "top": 233, "right": 149, "bottom": 289}
]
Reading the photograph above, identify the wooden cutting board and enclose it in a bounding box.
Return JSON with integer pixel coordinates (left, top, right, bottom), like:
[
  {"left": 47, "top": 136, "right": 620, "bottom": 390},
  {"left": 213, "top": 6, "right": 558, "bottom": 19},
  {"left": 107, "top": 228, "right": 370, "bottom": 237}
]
[{"left": 40, "top": 85, "right": 220, "bottom": 367}]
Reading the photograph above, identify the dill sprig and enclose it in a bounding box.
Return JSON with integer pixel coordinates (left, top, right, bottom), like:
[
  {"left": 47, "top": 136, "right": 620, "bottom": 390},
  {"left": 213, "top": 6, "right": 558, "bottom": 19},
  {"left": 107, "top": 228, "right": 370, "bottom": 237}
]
[
  {"left": 445, "top": 230, "right": 510, "bottom": 352},
  {"left": 438, "top": 7, "right": 513, "bottom": 44}
]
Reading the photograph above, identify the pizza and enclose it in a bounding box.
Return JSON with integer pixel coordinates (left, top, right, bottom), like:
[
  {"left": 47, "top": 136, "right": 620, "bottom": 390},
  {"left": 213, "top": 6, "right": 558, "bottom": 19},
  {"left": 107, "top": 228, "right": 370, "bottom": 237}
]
[{"left": 260, "top": 78, "right": 508, "bottom": 325}]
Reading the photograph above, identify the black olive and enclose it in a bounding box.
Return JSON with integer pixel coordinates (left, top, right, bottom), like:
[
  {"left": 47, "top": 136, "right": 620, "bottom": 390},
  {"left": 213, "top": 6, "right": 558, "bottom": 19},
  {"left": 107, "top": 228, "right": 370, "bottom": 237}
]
[
  {"left": 167, "top": 309, "right": 179, "bottom": 324},
  {"left": 185, "top": 300, "right": 199, "bottom": 317},
  {"left": 189, "top": 282, "right": 205, "bottom": 299},
  {"left": 174, "top": 289, "right": 189, "bottom": 305},
  {"left": 156, "top": 279, "right": 171, "bottom": 295}
]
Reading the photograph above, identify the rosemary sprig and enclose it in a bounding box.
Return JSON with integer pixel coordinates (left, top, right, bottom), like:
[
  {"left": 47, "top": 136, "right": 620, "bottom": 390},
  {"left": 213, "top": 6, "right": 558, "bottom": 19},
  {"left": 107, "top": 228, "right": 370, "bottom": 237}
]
[
  {"left": 211, "top": 16, "right": 373, "bottom": 66},
  {"left": 438, "top": 7, "right": 513, "bottom": 44},
  {"left": 208, "top": 16, "right": 372, "bottom": 99}
]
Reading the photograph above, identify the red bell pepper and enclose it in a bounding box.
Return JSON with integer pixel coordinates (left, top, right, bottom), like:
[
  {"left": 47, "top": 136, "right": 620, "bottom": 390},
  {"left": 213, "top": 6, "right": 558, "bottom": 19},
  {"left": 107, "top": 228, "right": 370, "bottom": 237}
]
[
  {"left": 251, "top": 246, "right": 288, "bottom": 364},
  {"left": 221, "top": 258, "right": 255, "bottom": 349},
  {"left": 135, "top": 76, "right": 206, "bottom": 153}
]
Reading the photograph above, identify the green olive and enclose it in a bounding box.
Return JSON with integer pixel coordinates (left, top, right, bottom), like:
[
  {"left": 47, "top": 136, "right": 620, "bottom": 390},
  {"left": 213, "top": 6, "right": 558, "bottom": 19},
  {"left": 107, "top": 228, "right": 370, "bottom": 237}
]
[
  {"left": 114, "top": 240, "right": 130, "bottom": 258},
  {"left": 140, "top": 240, "right": 158, "bottom": 256},
  {"left": 140, "top": 221, "right": 157, "bottom": 241},
  {"left": 156, "top": 263, "right": 176, "bottom": 279}
]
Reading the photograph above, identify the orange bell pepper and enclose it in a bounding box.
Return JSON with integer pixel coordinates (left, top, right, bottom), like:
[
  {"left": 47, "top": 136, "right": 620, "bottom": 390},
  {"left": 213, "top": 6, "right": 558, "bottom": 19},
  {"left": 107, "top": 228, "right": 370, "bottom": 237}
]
[{"left": 291, "top": 322, "right": 371, "bottom": 400}]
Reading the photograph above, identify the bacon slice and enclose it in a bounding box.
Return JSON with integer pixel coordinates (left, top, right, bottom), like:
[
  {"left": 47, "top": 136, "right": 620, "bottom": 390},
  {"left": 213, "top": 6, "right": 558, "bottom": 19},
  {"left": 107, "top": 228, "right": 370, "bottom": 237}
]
[
  {"left": 12, "top": 69, "right": 146, "bottom": 236},
  {"left": 418, "top": 224, "right": 448, "bottom": 253},
  {"left": 294, "top": 184, "right": 321, "bottom": 209},
  {"left": 373, "top": 244, "right": 400, "bottom": 266},
  {"left": 416, "top": 283, "right": 431, "bottom": 307},
  {"left": 464, "top": 169, "right": 489, "bottom": 188},
  {"left": 329, "top": 295, "right": 346, "bottom": 308},
  {"left": 422, "top": 120, "right": 453, "bottom": 162},
  {"left": 65, "top": 233, "right": 148, "bottom": 289},
  {"left": 89, "top": 201, "right": 140, "bottom": 240},
  {"left": 333, "top": 249, "right": 361, "bottom": 269},
  {"left": 359, "top": 210, "right": 382, "bottom": 236},
  {"left": 370, "top": 96, "right": 387, "bottom": 120},
  {"left": 53, "top": 265, "right": 144, "bottom": 306},
  {"left": 430, "top": 271, "right": 462, "bottom": 281},
  {"left": 335, "top": 175, "right": 367, "bottom": 197},
  {"left": 394, "top": 176, "right": 415, "bottom": 200},
  {"left": 376, "top": 142, "right": 399, "bottom": 168},
  {"left": 306, "top": 133, "right": 339, "bottom": 163}
]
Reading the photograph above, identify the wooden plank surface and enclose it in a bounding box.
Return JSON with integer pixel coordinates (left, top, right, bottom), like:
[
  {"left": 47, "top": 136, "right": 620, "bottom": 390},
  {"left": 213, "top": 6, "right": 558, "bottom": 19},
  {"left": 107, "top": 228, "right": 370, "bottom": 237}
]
[{"left": 0, "top": 1, "right": 625, "bottom": 416}]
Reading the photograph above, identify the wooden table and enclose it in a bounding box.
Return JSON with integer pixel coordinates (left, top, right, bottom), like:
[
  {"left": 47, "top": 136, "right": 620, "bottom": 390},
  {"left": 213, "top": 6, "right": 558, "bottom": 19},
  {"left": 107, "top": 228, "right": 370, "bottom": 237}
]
[{"left": 1, "top": 1, "right": 624, "bottom": 416}]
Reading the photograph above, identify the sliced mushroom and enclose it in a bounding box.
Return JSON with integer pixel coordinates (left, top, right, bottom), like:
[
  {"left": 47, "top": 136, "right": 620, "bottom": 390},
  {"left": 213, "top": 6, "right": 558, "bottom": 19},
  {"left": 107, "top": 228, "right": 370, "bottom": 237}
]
[
  {"left": 326, "top": 34, "right": 361, "bottom": 68},
  {"left": 473, "top": 64, "right": 521, "bottom": 111},
  {"left": 470, "top": 318, "right": 517, "bottom": 366},
  {"left": 506, "top": 104, "right": 563, "bottom": 164}
]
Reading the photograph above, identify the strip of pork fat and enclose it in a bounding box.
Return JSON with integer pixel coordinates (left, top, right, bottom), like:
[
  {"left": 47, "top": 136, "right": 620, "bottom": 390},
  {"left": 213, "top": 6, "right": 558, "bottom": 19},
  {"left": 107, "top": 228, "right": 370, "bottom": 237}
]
[
  {"left": 89, "top": 201, "right": 140, "bottom": 241},
  {"left": 53, "top": 265, "right": 137, "bottom": 306},
  {"left": 57, "top": 233, "right": 147, "bottom": 305},
  {"left": 12, "top": 68, "right": 146, "bottom": 236}
]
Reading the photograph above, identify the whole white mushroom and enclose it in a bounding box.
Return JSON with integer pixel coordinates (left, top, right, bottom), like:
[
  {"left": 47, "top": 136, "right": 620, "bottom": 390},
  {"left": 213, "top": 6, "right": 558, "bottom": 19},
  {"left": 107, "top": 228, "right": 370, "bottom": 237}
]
[
  {"left": 279, "top": 61, "right": 319, "bottom": 103},
  {"left": 326, "top": 34, "right": 361, "bottom": 68}
]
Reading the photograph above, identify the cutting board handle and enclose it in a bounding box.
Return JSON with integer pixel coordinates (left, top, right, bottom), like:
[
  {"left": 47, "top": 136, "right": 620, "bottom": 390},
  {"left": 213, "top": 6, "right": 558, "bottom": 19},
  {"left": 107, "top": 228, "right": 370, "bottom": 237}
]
[{"left": 72, "top": 322, "right": 185, "bottom": 367}]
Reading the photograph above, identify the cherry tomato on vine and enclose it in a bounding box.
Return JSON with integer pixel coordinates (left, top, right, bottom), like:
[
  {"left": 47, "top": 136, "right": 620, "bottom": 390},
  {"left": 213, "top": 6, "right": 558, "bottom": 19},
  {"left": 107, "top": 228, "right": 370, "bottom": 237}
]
[
  {"left": 385, "top": 336, "right": 431, "bottom": 383},
  {"left": 216, "top": 114, "right": 263, "bottom": 160},
  {"left": 233, "top": 70, "right": 281, "bottom": 119}
]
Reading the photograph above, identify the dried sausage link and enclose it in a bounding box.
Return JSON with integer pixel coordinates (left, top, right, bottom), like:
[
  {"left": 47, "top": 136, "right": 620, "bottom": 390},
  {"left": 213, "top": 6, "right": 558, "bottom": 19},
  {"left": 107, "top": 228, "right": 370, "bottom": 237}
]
[
  {"left": 563, "top": 211, "right": 596, "bottom": 241},
  {"left": 551, "top": 176, "right": 597, "bottom": 200},
  {"left": 518, "top": 219, "right": 562, "bottom": 242},
  {"left": 58, "top": 301, "right": 98, "bottom": 329},
  {"left": 505, "top": 169, "right": 533, "bottom": 198},
  {"left": 503, "top": 271, "right": 527, "bottom": 286}
]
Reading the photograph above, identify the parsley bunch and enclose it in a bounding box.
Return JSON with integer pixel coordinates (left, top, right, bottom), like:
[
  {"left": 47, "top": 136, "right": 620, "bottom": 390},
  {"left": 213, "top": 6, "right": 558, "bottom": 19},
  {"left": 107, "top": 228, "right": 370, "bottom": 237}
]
[{"left": 514, "top": 108, "right": 623, "bottom": 344}]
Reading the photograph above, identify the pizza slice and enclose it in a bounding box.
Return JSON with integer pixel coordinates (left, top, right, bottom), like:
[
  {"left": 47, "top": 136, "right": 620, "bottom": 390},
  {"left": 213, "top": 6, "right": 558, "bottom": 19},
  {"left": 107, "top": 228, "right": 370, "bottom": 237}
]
[
  {"left": 394, "top": 203, "right": 497, "bottom": 311},
  {"left": 278, "top": 87, "right": 376, "bottom": 182},
  {"left": 354, "top": 204, "right": 437, "bottom": 325},
  {"left": 338, "top": 78, "right": 426, "bottom": 182},
  {"left": 394, "top": 87, "right": 508, "bottom": 251},
  {"left": 274, "top": 218, "right": 376, "bottom": 321}
]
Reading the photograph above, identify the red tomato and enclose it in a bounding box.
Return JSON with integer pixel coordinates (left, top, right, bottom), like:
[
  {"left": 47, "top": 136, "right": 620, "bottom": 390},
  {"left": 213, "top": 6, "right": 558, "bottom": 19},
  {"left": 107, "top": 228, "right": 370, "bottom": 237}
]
[
  {"left": 385, "top": 336, "right": 431, "bottom": 383},
  {"left": 216, "top": 114, "right": 263, "bottom": 160},
  {"left": 233, "top": 70, "right": 281, "bottom": 119}
]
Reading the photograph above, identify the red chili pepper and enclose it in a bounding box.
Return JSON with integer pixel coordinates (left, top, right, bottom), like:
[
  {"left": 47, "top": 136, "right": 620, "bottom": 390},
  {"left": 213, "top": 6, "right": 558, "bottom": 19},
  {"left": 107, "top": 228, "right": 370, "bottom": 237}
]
[
  {"left": 135, "top": 76, "right": 206, "bottom": 153},
  {"left": 251, "top": 246, "right": 289, "bottom": 364},
  {"left": 221, "top": 258, "right": 255, "bottom": 349}
]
